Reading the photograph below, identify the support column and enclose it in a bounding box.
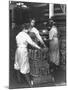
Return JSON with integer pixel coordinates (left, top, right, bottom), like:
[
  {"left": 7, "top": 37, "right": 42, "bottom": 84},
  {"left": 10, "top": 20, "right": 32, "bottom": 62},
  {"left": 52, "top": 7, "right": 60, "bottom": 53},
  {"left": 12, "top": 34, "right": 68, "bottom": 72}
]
[
  {"left": 49, "top": 3, "right": 54, "bottom": 18},
  {"left": 9, "top": 2, "right": 16, "bottom": 29}
]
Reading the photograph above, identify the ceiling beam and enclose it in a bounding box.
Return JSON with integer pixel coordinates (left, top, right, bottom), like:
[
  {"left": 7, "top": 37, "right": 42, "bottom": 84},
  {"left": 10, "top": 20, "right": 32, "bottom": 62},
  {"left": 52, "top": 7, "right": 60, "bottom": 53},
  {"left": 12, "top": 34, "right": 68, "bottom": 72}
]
[{"left": 33, "top": 3, "right": 48, "bottom": 7}]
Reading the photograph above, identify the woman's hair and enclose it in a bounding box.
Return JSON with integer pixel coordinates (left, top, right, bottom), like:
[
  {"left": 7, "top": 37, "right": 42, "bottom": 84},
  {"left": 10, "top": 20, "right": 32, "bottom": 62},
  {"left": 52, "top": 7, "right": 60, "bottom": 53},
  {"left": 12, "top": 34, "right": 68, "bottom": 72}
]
[
  {"left": 46, "top": 18, "right": 56, "bottom": 30},
  {"left": 20, "top": 23, "right": 30, "bottom": 30},
  {"left": 29, "top": 18, "right": 36, "bottom": 22},
  {"left": 49, "top": 19, "right": 56, "bottom": 26}
]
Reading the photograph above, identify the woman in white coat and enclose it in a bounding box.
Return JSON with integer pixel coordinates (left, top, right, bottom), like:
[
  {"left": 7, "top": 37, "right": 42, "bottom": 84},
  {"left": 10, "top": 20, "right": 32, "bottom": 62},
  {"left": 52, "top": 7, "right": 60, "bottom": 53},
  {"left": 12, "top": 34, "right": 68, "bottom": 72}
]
[
  {"left": 47, "top": 19, "right": 59, "bottom": 73},
  {"left": 14, "top": 23, "right": 41, "bottom": 87}
]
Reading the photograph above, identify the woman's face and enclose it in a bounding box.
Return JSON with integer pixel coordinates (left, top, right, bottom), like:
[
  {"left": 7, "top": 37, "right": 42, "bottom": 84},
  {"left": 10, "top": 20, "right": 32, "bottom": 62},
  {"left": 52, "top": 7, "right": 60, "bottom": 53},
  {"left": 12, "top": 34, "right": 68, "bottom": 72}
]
[
  {"left": 30, "top": 20, "right": 35, "bottom": 27},
  {"left": 47, "top": 25, "right": 52, "bottom": 31},
  {"left": 48, "top": 26, "right": 51, "bottom": 29},
  {"left": 23, "top": 29, "right": 28, "bottom": 33}
]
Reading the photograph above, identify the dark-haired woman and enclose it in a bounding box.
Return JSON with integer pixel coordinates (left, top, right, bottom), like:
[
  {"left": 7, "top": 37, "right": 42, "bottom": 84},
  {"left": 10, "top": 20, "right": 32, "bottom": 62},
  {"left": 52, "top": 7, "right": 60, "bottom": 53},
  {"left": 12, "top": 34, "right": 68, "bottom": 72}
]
[
  {"left": 48, "top": 20, "right": 59, "bottom": 73},
  {"left": 14, "top": 23, "right": 41, "bottom": 87}
]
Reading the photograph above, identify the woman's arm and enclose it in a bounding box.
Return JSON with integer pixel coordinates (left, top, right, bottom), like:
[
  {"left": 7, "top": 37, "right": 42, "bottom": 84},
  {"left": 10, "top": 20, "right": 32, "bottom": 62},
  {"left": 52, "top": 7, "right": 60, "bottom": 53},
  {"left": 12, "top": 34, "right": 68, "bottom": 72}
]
[
  {"left": 26, "top": 34, "right": 41, "bottom": 49},
  {"left": 32, "top": 27, "right": 45, "bottom": 45}
]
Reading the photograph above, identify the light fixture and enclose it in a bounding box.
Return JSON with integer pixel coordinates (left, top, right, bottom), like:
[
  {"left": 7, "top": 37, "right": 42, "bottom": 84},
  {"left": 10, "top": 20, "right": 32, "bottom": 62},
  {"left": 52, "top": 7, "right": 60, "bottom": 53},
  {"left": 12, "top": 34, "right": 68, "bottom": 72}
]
[
  {"left": 16, "top": 2, "right": 21, "bottom": 6},
  {"left": 21, "top": 3, "right": 27, "bottom": 8},
  {"left": 16, "top": 2, "right": 28, "bottom": 8}
]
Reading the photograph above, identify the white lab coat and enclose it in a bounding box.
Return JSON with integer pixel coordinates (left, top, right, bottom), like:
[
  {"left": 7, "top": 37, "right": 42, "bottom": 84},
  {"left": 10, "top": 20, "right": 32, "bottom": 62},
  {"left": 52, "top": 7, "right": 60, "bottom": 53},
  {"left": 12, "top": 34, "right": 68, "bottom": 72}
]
[{"left": 14, "top": 31, "right": 40, "bottom": 74}]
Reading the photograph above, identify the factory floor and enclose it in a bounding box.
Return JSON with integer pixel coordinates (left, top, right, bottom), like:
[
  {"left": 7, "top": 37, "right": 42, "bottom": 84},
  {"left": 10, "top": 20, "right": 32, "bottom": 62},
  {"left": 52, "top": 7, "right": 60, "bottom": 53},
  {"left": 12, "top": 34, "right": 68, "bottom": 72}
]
[{"left": 9, "top": 63, "right": 66, "bottom": 89}]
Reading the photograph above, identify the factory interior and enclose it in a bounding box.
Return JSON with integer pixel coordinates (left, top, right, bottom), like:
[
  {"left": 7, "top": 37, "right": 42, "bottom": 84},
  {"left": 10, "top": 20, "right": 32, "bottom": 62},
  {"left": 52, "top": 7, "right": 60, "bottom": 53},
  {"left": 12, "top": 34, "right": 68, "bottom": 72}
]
[{"left": 9, "top": 1, "right": 66, "bottom": 89}]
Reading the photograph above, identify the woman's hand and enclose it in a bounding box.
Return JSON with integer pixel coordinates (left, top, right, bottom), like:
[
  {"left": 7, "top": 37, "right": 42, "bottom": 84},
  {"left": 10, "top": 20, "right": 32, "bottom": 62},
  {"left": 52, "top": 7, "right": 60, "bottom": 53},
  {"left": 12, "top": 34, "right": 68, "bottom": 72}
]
[
  {"left": 38, "top": 46, "right": 41, "bottom": 50},
  {"left": 44, "top": 38, "right": 47, "bottom": 41}
]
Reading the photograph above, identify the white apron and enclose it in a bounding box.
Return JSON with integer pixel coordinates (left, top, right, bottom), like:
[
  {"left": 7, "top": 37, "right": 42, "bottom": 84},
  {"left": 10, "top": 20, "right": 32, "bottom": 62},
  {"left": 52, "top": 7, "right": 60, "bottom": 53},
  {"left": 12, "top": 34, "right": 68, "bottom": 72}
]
[
  {"left": 14, "top": 47, "right": 30, "bottom": 74},
  {"left": 14, "top": 31, "right": 30, "bottom": 74},
  {"left": 49, "top": 26, "right": 59, "bottom": 65}
]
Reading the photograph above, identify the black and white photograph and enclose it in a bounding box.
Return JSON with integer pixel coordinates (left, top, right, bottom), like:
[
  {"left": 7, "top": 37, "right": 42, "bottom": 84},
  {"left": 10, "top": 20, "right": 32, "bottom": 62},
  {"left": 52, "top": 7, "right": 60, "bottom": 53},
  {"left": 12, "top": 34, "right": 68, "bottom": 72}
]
[{"left": 9, "top": 0, "right": 66, "bottom": 89}]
